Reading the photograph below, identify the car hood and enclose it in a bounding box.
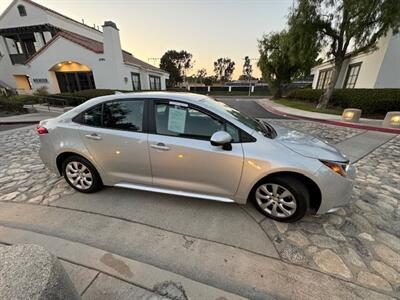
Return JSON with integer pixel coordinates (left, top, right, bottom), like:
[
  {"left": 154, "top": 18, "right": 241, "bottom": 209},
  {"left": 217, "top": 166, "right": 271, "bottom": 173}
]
[{"left": 271, "top": 124, "right": 348, "bottom": 162}]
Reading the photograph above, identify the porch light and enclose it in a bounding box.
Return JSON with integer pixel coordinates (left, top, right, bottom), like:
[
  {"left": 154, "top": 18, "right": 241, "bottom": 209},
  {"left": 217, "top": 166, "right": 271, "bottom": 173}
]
[
  {"left": 383, "top": 112, "right": 400, "bottom": 128},
  {"left": 341, "top": 108, "right": 361, "bottom": 122}
]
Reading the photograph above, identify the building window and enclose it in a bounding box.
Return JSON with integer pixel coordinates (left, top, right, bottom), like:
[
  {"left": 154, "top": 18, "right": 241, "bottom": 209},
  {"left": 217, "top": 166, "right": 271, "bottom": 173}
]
[
  {"left": 149, "top": 75, "right": 161, "bottom": 90},
  {"left": 343, "top": 63, "right": 362, "bottom": 89},
  {"left": 316, "top": 68, "right": 333, "bottom": 89},
  {"left": 17, "top": 5, "right": 27, "bottom": 16},
  {"left": 131, "top": 73, "right": 141, "bottom": 91}
]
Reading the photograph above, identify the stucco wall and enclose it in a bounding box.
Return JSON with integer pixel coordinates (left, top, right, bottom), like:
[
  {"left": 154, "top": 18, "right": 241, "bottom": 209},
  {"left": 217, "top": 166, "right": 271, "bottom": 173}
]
[
  {"left": 311, "top": 33, "right": 392, "bottom": 89},
  {"left": 26, "top": 37, "right": 167, "bottom": 93},
  {"left": 0, "top": 0, "right": 49, "bottom": 29},
  {"left": 375, "top": 33, "right": 400, "bottom": 88}
]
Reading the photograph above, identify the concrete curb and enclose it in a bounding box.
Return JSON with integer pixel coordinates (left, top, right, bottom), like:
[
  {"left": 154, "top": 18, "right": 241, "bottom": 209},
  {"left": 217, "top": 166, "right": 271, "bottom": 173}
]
[
  {"left": 256, "top": 99, "right": 400, "bottom": 134},
  {"left": 0, "top": 225, "right": 246, "bottom": 300}
]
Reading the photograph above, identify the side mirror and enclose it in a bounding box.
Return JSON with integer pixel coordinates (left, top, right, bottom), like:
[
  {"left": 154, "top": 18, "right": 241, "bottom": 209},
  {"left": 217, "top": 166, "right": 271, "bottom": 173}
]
[{"left": 210, "top": 131, "right": 232, "bottom": 150}]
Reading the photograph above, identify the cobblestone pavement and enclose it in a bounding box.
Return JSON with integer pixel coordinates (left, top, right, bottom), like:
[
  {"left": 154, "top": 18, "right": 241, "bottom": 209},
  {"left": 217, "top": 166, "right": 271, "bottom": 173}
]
[
  {"left": 0, "top": 127, "right": 75, "bottom": 205},
  {"left": 261, "top": 135, "right": 400, "bottom": 296},
  {"left": 1, "top": 125, "right": 399, "bottom": 296},
  {"left": 265, "top": 119, "right": 365, "bottom": 144}
]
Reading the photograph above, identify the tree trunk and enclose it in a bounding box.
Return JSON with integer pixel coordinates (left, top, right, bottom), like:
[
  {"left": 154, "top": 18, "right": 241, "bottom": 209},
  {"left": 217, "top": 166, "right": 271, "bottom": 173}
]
[{"left": 317, "top": 58, "right": 344, "bottom": 109}]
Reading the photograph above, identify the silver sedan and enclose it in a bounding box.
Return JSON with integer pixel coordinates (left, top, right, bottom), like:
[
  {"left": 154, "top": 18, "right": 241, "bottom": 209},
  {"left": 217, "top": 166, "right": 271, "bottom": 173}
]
[{"left": 38, "top": 92, "right": 355, "bottom": 222}]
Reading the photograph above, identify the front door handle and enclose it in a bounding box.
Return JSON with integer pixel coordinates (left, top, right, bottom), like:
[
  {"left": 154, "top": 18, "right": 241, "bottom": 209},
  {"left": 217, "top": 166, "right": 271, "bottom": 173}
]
[
  {"left": 85, "top": 133, "right": 102, "bottom": 140},
  {"left": 150, "top": 142, "right": 170, "bottom": 151}
]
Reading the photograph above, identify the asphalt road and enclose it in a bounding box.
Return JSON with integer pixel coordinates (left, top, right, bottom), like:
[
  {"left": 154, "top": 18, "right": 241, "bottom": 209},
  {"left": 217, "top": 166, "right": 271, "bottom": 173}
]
[{"left": 215, "top": 97, "right": 286, "bottom": 119}]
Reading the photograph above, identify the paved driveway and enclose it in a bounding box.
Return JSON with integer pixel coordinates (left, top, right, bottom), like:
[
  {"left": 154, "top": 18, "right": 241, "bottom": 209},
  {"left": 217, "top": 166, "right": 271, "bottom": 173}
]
[{"left": 0, "top": 110, "right": 399, "bottom": 298}]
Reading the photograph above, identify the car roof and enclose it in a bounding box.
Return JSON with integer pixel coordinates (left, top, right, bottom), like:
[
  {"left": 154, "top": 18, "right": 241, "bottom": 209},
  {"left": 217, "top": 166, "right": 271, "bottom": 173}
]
[{"left": 91, "top": 91, "right": 208, "bottom": 104}]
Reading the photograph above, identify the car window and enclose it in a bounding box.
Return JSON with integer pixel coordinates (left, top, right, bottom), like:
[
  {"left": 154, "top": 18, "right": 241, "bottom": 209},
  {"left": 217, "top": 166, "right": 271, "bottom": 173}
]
[
  {"left": 103, "top": 100, "right": 144, "bottom": 132},
  {"left": 155, "top": 103, "right": 225, "bottom": 140},
  {"left": 82, "top": 104, "right": 102, "bottom": 127}
]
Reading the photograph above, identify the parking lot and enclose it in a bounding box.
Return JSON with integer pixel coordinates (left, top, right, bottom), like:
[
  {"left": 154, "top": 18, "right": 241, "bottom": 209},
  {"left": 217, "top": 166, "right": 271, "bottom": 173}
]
[{"left": 0, "top": 103, "right": 399, "bottom": 298}]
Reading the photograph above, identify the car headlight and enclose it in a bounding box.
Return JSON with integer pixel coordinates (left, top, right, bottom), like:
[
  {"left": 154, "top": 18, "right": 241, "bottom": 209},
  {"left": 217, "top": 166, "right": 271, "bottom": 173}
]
[{"left": 320, "top": 160, "right": 350, "bottom": 177}]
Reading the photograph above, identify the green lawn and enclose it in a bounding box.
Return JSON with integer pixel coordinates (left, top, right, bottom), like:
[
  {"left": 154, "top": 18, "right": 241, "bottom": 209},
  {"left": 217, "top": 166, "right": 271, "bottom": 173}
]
[{"left": 273, "top": 98, "right": 343, "bottom": 115}]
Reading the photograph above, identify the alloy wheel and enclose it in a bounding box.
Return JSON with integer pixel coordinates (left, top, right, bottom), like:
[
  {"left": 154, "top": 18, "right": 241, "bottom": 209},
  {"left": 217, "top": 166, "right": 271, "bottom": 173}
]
[
  {"left": 255, "top": 183, "right": 297, "bottom": 218},
  {"left": 65, "top": 161, "right": 93, "bottom": 190}
]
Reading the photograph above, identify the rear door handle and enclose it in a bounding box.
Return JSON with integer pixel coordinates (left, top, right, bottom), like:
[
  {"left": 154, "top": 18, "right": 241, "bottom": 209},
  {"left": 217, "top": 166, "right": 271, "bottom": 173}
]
[
  {"left": 85, "top": 133, "right": 102, "bottom": 140},
  {"left": 150, "top": 142, "right": 170, "bottom": 151}
]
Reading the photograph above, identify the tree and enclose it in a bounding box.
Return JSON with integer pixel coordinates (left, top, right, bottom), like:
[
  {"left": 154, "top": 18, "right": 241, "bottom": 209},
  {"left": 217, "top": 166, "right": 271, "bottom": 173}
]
[
  {"left": 257, "top": 31, "right": 300, "bottom": 98},
  {"left": 196, "top": 68, "right": 207, "bottom": 83},
  {"left": 203, "top": 76, "right": 215, "bottom": 86},
  {"left": 289, "top": 0, "right": 400, "bottom": 108},
  {"left": 213, "top": 58, "right": 235, "bottom": 82},
  {"left": 160, "top": 50, "right": 193, "bottom": 87},
  {"left": 242, "top": 56, "right": 253, "bottom": 79},
  {"left": 238, "top": 74, "right": 258, "bottom": 81}
]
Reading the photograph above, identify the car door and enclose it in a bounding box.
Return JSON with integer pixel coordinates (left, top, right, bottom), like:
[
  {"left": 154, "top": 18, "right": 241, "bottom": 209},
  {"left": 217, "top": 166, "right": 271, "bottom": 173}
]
[
  {"left": 148, "top": 100, "right": 244, "bottom": 197},
  {"left": 76, "top": 99, "right": 152, "bottom": 185}
]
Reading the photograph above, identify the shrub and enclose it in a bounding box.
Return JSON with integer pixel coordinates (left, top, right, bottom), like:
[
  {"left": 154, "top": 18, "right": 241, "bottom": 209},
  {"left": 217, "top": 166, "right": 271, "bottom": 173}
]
[
  {"left": 6, "top": 95, "right": 41, "bottom": 104},
  {"left": 0, "top": 98, "right": 26, "bottom": 113},
  {"left": 287, "top": 88, "right": 400, "bottom": 116}
]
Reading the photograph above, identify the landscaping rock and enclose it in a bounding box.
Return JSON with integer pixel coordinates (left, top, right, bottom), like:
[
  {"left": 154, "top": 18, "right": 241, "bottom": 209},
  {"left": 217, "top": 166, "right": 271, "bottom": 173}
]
[
  {"left": 0, "top": 244, "right": 80, "bottom": 300},
  {"left": 313, "top": 249, "right": 352, "bottom": 279}
]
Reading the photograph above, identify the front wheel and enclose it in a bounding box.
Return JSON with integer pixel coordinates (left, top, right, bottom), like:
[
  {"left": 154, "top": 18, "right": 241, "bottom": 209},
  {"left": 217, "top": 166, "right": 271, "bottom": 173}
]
[
  {"left": 62, "top": 155, "right": 103, "bottom": 193},
  {"left": 252, "top": 176, "right": 309, "bottom": 222}
]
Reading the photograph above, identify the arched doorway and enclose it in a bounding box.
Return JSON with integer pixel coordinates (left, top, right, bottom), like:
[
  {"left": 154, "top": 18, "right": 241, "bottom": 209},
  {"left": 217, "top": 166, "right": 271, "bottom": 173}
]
[{"left": 50, "top": 61, "right": 95, "bottom": 93}]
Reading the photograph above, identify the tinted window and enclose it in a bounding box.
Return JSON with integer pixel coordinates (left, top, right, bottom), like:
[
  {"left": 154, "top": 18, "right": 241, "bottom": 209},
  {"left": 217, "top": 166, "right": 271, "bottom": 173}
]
[
  {"left": 103, "top": 100, "right": 144, "bottom": 131},
  {"left": 82, "top": 104, "right": 102, "bottom": 127},
  {"left": 155, "top": 103, "right": 238, "bottom": 141}
]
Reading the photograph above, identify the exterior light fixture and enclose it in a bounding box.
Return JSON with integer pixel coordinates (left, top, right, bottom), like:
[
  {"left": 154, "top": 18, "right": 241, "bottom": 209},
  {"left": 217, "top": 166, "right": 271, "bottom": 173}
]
[
  {"left": 383, "top": 112, "right": 400, "bottom": 128},
  {"left": 341, "top": 108, "right": 361, "bottom": 123}
]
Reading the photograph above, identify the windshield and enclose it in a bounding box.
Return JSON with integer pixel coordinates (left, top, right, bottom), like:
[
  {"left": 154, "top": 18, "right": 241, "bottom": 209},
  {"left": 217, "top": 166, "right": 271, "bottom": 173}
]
[{"left": 201, "top": 97, "right": 276, "bottom": 138}]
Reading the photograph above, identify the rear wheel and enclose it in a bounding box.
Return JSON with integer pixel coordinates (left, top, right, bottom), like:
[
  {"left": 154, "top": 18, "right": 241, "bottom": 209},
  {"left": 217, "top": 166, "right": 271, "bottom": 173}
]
[
  {"left": 252, "top": 176, "right": 309, "bottom": 222},
  {"left": 62, "top": 155, "right": 102, "bottom": 193}
]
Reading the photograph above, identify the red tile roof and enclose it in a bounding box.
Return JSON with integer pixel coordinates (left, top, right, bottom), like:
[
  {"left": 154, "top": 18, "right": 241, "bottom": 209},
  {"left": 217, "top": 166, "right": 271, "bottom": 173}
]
[{"left": 25, "top": 30, "right": 166, "bottom": 74}]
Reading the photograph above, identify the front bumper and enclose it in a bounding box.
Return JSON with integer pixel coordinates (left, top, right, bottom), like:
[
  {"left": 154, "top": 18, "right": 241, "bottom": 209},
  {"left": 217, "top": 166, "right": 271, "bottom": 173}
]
[{"left": 314, "top": 163, "right": 356, "bottom": 214}]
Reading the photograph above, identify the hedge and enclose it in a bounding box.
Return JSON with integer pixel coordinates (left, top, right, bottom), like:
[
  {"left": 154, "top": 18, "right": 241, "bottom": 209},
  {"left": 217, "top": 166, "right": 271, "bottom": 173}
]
[
  {"left": 0, "top": 98, "right": 26, "bottom": 113},
  {"left": 287, "top": 88, "right": 400, "bottom": 116}
]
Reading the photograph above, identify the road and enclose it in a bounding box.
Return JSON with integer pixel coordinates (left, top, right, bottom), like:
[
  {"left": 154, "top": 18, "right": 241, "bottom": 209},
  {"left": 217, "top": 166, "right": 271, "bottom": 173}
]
[{"left": 215, "top": 97, "right": 286, "bottom": 119}]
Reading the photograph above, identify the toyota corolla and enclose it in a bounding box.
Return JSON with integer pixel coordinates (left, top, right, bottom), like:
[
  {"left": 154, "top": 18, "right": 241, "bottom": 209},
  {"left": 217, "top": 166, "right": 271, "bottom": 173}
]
[{"left": 37, "top": 92, "right": 355, "bottom": 222}]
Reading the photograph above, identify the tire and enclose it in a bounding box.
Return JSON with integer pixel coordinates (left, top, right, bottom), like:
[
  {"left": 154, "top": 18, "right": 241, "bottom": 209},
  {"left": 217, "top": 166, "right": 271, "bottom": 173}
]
[
  {"left": 62, "top": 155, "right": 103, "bottom": 193},
  {"left": 251, "top": 176, "right": 309, "bottom": 222}
]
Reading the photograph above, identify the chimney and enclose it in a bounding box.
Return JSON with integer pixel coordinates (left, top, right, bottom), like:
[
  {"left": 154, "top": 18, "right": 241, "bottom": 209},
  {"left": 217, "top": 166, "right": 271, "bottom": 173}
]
[{"left": 102, "top": 21, "right": 123, "bottom": 65}]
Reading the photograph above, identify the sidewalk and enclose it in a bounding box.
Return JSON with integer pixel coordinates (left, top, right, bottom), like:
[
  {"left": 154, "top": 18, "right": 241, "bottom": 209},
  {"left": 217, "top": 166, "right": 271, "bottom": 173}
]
[
  {"left": 0, "top": 202, "right": 392, "bottom": 299},
  {"left": 257, "top": 99, "right": 400, "bottom": 134},
  {"left": 0, "top": 225, "right": 244, "bottom": 300},
  {"left": 0, "top": 112, "right": 59, "bottom": 124}
]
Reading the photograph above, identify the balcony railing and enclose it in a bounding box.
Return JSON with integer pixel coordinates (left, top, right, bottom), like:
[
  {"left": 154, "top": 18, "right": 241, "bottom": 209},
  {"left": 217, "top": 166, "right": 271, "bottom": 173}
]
[{"left": 9, "top": 53, "right": 29, "bottom": 65}]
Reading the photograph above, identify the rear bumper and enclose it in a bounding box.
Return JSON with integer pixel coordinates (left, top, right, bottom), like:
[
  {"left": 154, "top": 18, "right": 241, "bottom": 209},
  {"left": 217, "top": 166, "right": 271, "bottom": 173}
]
[
  {"left": 315, "top": 164, "right": 356, "bottom": 214},
  {"left": 38, "top": 136, "right": 58, "bottom": 174}
]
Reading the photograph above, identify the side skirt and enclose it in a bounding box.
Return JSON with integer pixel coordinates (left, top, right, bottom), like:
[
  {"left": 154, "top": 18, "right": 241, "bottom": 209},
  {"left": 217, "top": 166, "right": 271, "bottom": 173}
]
[{"left": 114, "top": 183, "right": 235, "bottom": 203}]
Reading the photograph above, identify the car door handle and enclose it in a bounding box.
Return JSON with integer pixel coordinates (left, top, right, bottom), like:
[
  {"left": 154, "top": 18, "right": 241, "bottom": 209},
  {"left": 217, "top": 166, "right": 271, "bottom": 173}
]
[
  {"left": 150, "top": 143, "right": 170, "bottom": 151},
  {"left": 85, "top": 133, "right": 102, "bottom": 140}
]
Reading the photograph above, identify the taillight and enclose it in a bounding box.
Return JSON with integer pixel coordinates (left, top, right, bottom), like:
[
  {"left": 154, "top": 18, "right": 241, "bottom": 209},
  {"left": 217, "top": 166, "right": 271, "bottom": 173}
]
[{"left": 36, "top": 126, "right": 48, "bottom": 135}]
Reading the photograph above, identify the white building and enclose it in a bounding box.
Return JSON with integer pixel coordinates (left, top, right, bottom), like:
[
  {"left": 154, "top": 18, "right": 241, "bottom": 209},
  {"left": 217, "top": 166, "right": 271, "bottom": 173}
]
[
  {"left": 0, "top": 0, "right": 169, "bottom": 94},
  {"left": 311, "top": 31, "right": 399, "bottom": 89}
]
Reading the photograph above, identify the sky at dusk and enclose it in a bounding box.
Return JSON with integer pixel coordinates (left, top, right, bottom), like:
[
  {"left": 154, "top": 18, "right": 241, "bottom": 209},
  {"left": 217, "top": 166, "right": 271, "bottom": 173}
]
[{"left": 0, "top": 0, "right": 293, "bottom": 79}]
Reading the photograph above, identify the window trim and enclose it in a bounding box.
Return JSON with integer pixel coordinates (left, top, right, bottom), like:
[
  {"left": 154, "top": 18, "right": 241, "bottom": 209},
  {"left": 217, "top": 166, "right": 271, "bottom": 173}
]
[
  {"left": 131, "top": 72, "right": 141, "bottom": 91},
  {"left": 316, "top": 67, "right": 333, "bottom": 89},
  {"left": 343, "top": 62, "right": 362, "bottom": 89},
  {"left": 149, "top": 75, "right": 161, "bottom": 90},
  {"left": 72, "top": 98, "right": 149, "bottom": 133},
  {"left": 149, "top": 98, "right": 250, "bottom": 143}
]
